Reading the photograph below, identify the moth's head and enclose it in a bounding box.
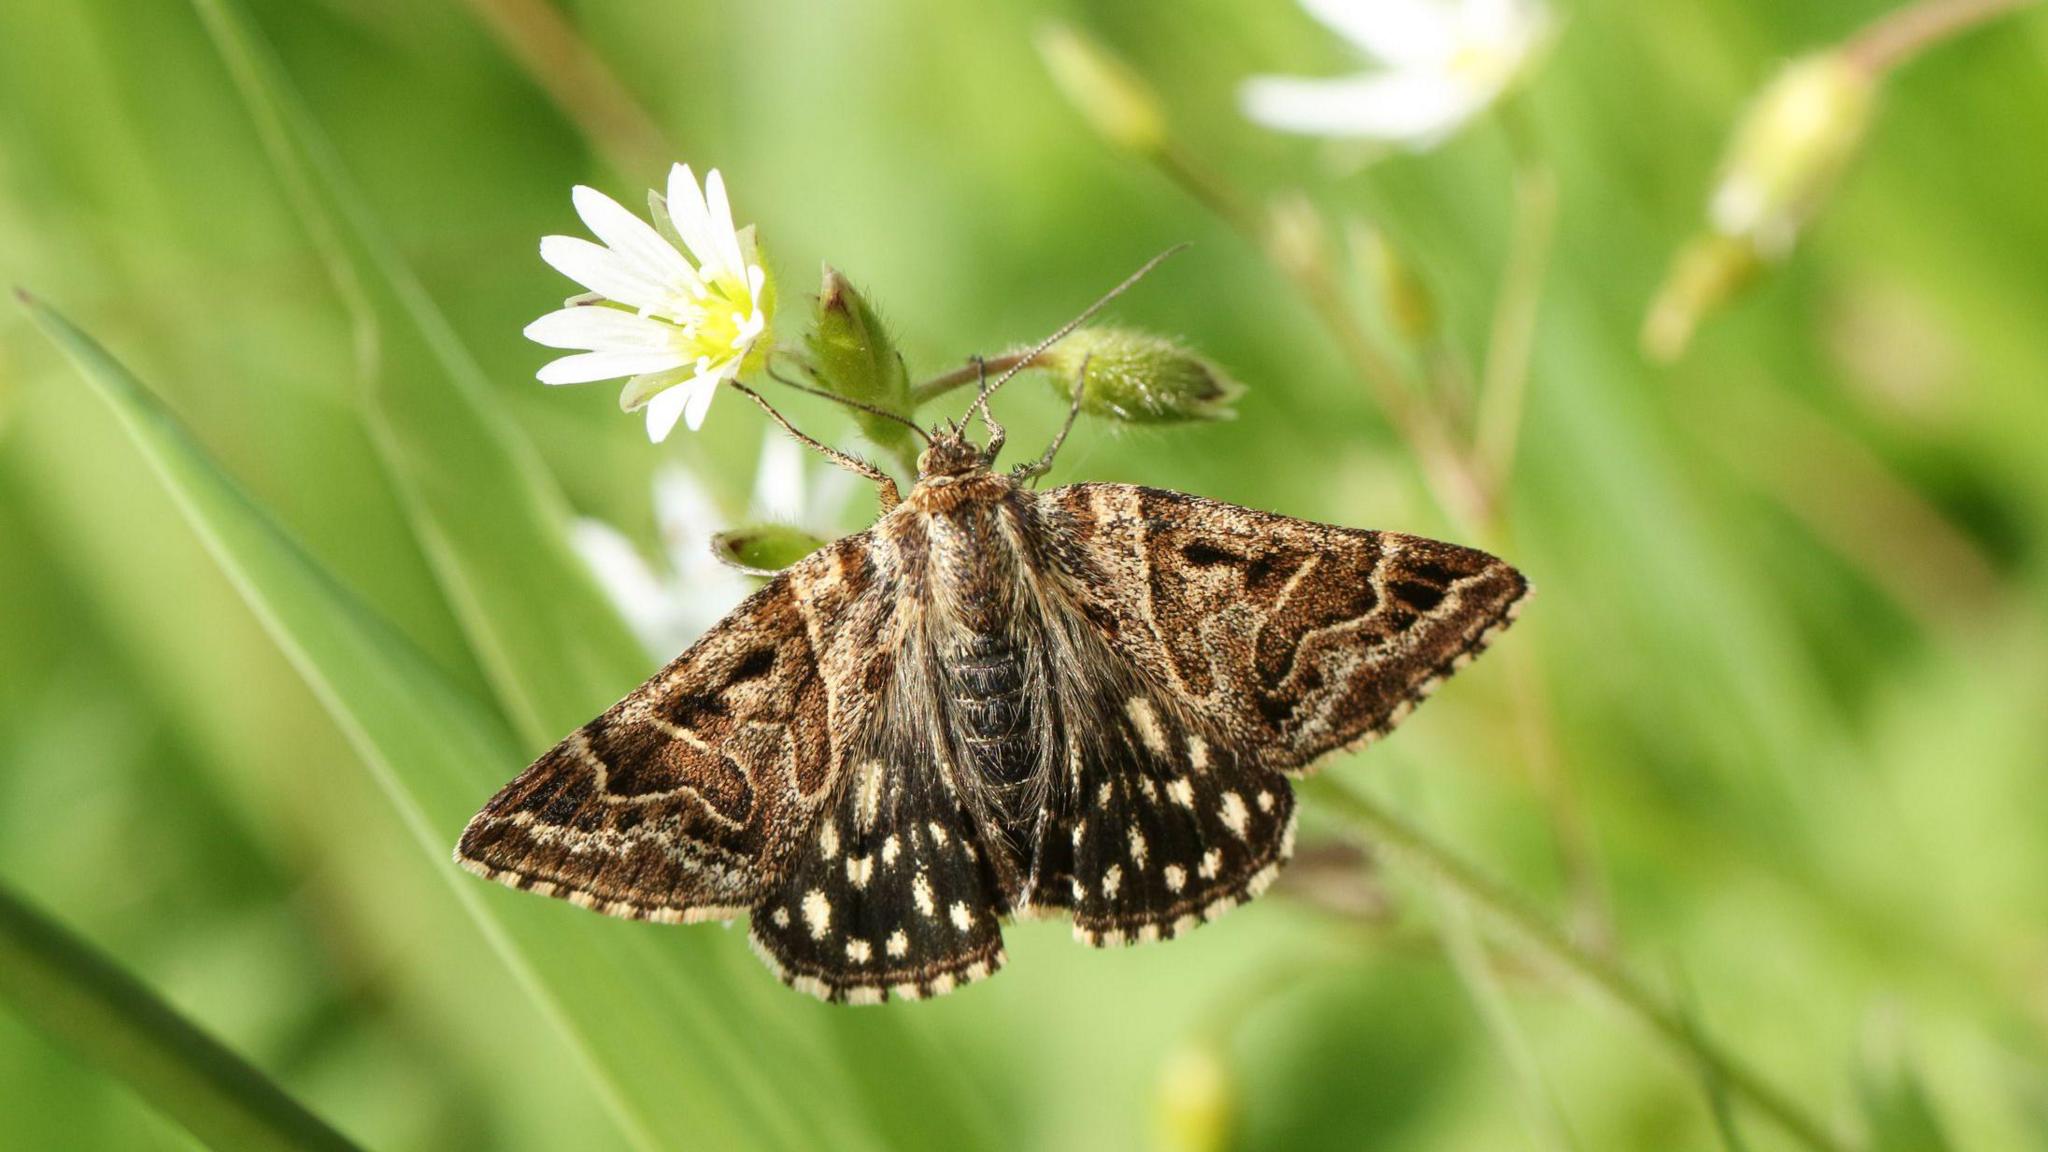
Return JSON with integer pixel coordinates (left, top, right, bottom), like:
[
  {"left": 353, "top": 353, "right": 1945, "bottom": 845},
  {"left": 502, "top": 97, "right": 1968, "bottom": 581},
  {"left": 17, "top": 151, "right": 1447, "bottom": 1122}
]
[{"left": 916, "top": 429, "right": 989, "bottom": 479}]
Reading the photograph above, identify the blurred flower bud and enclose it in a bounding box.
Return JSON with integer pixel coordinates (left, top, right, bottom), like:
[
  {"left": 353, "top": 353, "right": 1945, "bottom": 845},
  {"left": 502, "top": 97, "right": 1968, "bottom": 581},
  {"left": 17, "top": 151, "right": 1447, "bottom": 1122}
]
[
  {"left": 1154, "top": 1041, "right": 1235, "bottom": 1152},
  {"left": 1711, "top": 53, "right": 1875, "bottom": 259},
  {"left": 1037, "top": 22, "right": 1170, "bottom": 156},
  {"left": 807, "top": 266, "right": 915, "bottom": 454},
  {"left": 1644, "top": 52, "right": 1875, "bottom": 362},
  {"left": 1038, "top": 328, "right": 1244, "bottom": 424},
  {"left": 1348, "top": 220, "right": 1439, "bottom": 346},
  {"left": 711, "top": 524, "right": 829, "bottom": 577}
]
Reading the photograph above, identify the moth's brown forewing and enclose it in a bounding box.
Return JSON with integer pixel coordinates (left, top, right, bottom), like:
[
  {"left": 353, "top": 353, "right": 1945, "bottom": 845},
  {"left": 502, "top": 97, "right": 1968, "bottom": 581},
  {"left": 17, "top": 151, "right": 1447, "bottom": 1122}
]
[{"left": 457, "top": 451, "right": 1527, "bottom": 1003}]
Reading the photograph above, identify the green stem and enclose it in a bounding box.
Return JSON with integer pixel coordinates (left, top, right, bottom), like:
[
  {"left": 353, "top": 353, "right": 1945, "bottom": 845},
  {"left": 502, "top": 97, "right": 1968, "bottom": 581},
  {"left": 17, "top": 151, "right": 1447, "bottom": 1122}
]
[
  {"left": 907, "top": 351, "right": 1037, "bottom": 409},
  {"left": 0, "top": 882, "right": 365, "bottom": 1152},
  {"left": 1843, "top": 0, "right": 2042, "bottom": 76},
  {"left": 1149, "top": 145, "right": 1491, "bottom": 529},
  {"left": 1303, "top": 780, "right": 1852, "bottom": 1152},
  {"left": 1475, "top": 103, "right": 1558, "bottom": 500}
]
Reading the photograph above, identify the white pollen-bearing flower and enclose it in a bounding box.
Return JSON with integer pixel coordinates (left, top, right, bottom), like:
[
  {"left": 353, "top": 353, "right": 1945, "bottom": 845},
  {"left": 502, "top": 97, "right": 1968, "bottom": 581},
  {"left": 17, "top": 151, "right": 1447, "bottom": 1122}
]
[
  {"left": 526, "top": 164, "right": 775, "bottom": 442},
  {"left": 1242, "top": 0, "right": 1551, "bottom": 149}
]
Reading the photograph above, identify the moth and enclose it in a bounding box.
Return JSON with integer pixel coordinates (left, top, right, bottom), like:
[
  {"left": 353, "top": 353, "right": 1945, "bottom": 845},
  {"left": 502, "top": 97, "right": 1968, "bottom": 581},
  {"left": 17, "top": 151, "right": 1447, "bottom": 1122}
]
[{"left": 457, "top": 269, "right": 1528, "bottom": 1004}]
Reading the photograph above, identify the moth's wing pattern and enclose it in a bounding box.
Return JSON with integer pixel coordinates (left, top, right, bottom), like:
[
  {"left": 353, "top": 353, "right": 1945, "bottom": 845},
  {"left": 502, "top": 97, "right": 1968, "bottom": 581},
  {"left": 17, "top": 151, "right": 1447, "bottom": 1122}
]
[
  {"left": 1018, "top": 681, "right": 1297, "bottom": 945},
  {"left": 1043, "top": 484, "right": 1529, "bottom": 774},
  {"left": 455, "top": 533, "right": 894, "bottom": 928},
  {"left": 747, "top": 748, "right": 1008, "bottom": 1003},
  {"left": 1013, "top": 483, "right": 1523, "bottom": 946}
]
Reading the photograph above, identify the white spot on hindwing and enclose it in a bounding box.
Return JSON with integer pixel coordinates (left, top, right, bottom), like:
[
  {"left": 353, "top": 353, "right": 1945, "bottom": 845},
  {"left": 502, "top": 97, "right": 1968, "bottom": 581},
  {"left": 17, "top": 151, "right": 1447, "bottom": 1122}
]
[
  {"left": 1125, "top": 697, "right": 1169, "bottom": 754},
  {"left": 1257, "top": 790, "right": 1275, "bottom": 813},
  {"left": 802, "top": 889, "right": 831, "bottom": 940},
  {"left": 846, "top": 938, "right": 871, "bottom": 963},
  {"left": 818, "top": 819, "right": 840, "bottom": 859},
  {"left": 1187, "top": 734, "right": 1211, "bottom": 772},
  {"left": 928, "top": 821, "right": 949, "bottom": 847},
  {"left": 950, "top": 901, "right": 974, "bottom": 932},
  {"left": 1199, "top": 849, "right": 1222, "bottom": 880},
  {"left": 1129, "top": 829, "right": 1148, "bottom": 869},
  {"left": 1219, "top": 792, "right": 1250, "bottom": 839},
  {"left": 882, "top": 835, "right": 901, "bottom": 866},
  {"left": 1167, "top": 778, "right": 1195, "bottom": 808},
  {"left": 913, "top": 872, "right": 936, "bottom": 917},
  {"left": 1164, "top": 864, "right": 1187, "bottom": 893},
  {"left": 772, "top": 907, "right": 790, "bottom": 928},
  {"left": 1071, "top": 819, "right": 1087, "bottom": 848},
  {"left": 1103, "top": 864, "right": 1123, "bottom": 897},
  {"left": 846, "top": 856, "right": 874, "bottom": 889},
  {"left": 886, "top": 930, "right": 908, "bottom": 958}
]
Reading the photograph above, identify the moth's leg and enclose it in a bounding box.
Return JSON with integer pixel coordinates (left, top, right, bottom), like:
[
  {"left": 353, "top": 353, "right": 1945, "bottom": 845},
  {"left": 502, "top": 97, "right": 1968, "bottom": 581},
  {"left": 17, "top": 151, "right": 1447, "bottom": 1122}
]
[
  {"left": 728, "top": 381, "right": 902, "bottom": 510},
  {"left": 1013, "top": 354, "right": 1089, "bottom": 483}
]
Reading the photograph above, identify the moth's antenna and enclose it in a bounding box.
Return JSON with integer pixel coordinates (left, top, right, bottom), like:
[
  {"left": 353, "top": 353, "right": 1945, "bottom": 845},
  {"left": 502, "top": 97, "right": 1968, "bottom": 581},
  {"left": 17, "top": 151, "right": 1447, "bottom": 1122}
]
[
  {"left": 1013, "top": 354, "right": 1089, "bottom": 483},
  {"left": 767, "top": 357, "right": 933, "bottom": 445},
  {"left": 965, "top": 244, "right": 1189, "bottom": 436},
  {"left": 727, "top": 380, "right": 903, "bottom": 510}
]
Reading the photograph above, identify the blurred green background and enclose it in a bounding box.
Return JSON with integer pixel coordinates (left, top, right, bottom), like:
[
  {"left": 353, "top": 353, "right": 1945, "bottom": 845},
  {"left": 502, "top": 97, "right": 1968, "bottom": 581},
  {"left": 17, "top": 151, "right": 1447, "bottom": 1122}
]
[{"left": 3, "top": 1, "right": 2046, "bottom": 1149}]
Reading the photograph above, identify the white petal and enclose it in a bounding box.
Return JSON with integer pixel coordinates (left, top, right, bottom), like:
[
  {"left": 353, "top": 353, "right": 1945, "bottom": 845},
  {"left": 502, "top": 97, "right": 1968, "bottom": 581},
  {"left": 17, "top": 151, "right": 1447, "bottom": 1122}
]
[
  {"left": 1241, "top": 69, "right": 1482, "bottom": 144},
  {"left": 644, "top": 386, "right": 693, "bottom": 441},
  {"left": 1297, "top": 0, "right": 1456, "bottom": 65},
  {"left": 570, "top": 518, "right": 673, "bottom": 639},
  {"left": 701, "top": 169, "right": 750, "bottom": 286},
  {"left": 682, "top": 372, "right": 724, "bottom": 431},
  {"left": 524, "top": 306, "right": 683, "bottom": 352},
  {"left": 571, "top": 185, "right": 696, "bottom": 285},
  {"left": 539, "top": 235, "right": 689, "bottom": 315},
  {"left": 652, "top": 464, "right": 723, "bottom": 560},
  {"left": 1459, "top": 0, "right": 1543, "bottom": 51},
  {"left": 665, "top": 164, "right": 728, "bottom": 279},
  {"left": 749, "top": 431, "right": 808, "bottom": 522},
  {"left": 538, "top": 349, "right": 689, "bottom": 385}
]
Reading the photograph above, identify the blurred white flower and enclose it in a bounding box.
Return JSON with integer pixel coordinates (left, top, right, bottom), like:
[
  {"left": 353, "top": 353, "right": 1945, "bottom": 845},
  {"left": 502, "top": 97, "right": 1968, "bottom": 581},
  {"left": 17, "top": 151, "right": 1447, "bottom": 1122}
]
[
  {"left": 573, "top": 432, "right": 851, "bottom": 657},
  {"left": 526, "top": 164, "right": 775, "bottom": 442},
  {"left": 1242, "top": 0, "right": 1550, "bottom": 148}
]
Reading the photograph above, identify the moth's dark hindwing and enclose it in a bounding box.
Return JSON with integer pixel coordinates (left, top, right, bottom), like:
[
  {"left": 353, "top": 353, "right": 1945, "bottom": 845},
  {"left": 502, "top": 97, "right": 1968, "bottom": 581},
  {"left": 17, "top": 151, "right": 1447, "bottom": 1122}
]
[
  {"left": 747, "top": 758, "right": 1008, "bottom": 1002},
  {"left": 1020, "top": 685, "right": 1297, "bottom": 945}
]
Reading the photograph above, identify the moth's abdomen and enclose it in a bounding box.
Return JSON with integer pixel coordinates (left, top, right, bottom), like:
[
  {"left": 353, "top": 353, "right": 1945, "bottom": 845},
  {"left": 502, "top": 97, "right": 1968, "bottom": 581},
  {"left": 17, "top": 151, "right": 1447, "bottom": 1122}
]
[{"left": 950, "top": 631, "right": 1037, "bottom": 794}]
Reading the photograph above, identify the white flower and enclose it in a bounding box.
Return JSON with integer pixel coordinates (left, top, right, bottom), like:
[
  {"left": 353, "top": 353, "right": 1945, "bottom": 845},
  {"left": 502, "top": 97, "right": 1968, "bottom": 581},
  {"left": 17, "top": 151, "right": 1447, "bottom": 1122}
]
[
  {"left": 525, "top": 164, "right": 775, "bottom": 442},
  {"left": 1242, "top": 0, "right": 1550, "bottom": 148},
  {"left": 573, "top": 432, "right": 852, "bottom": 657}
]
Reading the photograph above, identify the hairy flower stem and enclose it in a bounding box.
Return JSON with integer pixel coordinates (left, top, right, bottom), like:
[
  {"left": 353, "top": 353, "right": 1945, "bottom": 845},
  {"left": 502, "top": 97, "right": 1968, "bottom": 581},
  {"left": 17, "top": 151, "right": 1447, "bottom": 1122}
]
[
  {"left": 1304, "top": 779, "right": 1853, "bottom": 1152},
  {"left": 1843, "top": 0, "right": 2042, "bottom": 75}
]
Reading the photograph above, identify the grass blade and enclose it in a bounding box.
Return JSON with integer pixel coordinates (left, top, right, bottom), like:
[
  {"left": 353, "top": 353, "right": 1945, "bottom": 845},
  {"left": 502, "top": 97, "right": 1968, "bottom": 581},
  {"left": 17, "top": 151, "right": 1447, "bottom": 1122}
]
[{"left": 0, "top": 881, "right": 364, "bottom": 1152}]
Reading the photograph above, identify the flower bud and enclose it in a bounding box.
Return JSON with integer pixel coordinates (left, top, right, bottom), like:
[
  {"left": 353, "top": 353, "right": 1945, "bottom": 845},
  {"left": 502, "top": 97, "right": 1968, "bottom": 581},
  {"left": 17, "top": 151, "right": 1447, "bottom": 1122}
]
[
  {"left": 806, "top": 266, "right": 914, "bottom": 455},
  {"left": 1154, "top": 1042, "right": 1234, "bottom": 1152},
  {"left": 1710, "top": 52, "right": 1876, "bottom": 259},
  {"left": 711, "top": 524, "right": 828, "bottom": 577},
  {"left": 1036, "top": 22, "right": 1169, "bottom": 157},
  {"left": 1038, "top": 328, "right": 1244, "bottom": 424}
]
